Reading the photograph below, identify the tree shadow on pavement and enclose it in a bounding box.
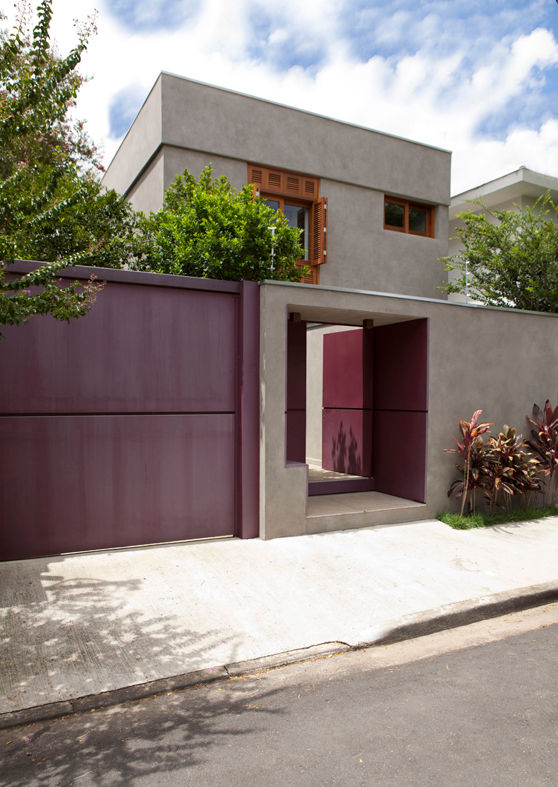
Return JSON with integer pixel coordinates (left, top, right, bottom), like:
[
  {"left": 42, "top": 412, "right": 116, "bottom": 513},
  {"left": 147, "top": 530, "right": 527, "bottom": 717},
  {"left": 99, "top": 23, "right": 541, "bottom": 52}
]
[
  {"left": 1, "top": 553, "right": 247, "bottom": 715},
  {"left": 1, "top": 672, "right": 286, "bottom": 786}
]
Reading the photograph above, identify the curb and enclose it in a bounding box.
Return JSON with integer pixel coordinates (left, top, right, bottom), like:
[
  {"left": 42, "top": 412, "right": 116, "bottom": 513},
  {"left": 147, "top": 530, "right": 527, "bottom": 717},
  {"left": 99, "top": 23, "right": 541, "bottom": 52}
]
[
  {"left": 1, "top": 582, "right": 557, "bottom": 731},
  {"left": 362, "top": 581, "right": 558, "bottom": 647}
]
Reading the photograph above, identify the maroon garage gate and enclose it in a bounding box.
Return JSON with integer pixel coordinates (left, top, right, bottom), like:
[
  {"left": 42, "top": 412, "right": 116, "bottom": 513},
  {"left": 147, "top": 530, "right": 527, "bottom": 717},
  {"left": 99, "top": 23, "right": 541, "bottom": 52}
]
[{"left": 0, "top": 265, "right": 259, "bottom": 560}]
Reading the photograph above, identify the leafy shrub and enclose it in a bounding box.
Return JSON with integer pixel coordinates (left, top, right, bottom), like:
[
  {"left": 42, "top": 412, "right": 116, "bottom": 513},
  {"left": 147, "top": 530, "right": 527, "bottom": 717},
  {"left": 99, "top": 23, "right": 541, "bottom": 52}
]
[
  {"left": 134, "top": 166, "right": 306, "bottom": 282},
  {"left": 446, "top": 412, "right": 542, "bottom": 514},
  {"left": 445, "top": 410, "right": 492, "bottom": 515},
  {"left": 483, "top": 426, "right": 541, "bottom": 511},
  {"left": 527, "top": 401, "right": 558, "bottom": 505}
]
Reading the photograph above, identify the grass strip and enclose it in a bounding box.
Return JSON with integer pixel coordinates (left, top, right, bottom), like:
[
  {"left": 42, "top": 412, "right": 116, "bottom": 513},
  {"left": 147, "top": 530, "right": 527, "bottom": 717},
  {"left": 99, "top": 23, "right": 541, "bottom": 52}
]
[{"left": 437, "top": 505, "right": 558, "bottom": 530}]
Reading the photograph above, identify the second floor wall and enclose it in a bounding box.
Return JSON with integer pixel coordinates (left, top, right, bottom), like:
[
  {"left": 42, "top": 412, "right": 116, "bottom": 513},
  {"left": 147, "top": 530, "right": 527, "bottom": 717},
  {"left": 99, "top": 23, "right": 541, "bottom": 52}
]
[{"left": 103, "top": 73, "right": 451, "bottom": 299}]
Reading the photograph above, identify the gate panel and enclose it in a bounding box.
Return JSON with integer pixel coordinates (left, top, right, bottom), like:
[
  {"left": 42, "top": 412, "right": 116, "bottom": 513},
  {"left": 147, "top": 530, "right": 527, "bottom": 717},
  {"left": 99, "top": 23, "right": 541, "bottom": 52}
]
[
  {"left": 373, "top": 319, "right": 428, "bottom": 502},
  {"left": 322, "top": 328, "right": 373, "bottom": 474},
  {"left": 0, "top": 414, "right": 236, "bottom": 560},
  {"left": 0, "top": 284, "right": 238, "bottom": 414}
]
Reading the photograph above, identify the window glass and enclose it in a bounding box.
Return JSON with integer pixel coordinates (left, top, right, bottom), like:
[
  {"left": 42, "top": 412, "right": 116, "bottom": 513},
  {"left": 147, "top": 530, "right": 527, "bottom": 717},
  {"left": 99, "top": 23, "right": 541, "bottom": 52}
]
[
  {"left": 284, "top": 203, "right": 309, "bottom": 260},
  {"left": 385, "top": 201, "right": 405, "bottom": 228},
  {"left": 409, "top": 205, "right": 427, "bottom": 235},
  {"left": 262, "top": 196, "right": 310, "bottom": 260}
]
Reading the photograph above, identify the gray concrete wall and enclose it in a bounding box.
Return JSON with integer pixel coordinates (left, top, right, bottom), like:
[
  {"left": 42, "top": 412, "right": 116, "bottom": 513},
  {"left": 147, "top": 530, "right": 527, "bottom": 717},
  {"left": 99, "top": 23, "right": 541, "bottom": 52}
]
[
  {"left": 163, "top": 147, "right": 247, "bottom": 195},
  {"left": 320, "top": 178, "right": 448, "bottom": 295},
  {"left": 260, "top": 281, "right": 558, "bottom": 539},
  {"left": 102, "top": 77, "right": 163, "bottom": 199},
  {"left": 125, "top": 148, "right": 247, "bottom": 213},
  {"left": 158, "top": 74, "right": 450, "bottom": 206},
  {"left": 125, "top": 149, "right": 165, "bottom": 215}
]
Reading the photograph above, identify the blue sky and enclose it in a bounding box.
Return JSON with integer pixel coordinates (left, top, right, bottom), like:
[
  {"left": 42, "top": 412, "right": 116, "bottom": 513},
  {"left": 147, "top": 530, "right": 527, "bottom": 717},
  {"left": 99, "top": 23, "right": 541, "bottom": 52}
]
[{"left": 6, "top": 0, "right": 558, "bottom": 193}]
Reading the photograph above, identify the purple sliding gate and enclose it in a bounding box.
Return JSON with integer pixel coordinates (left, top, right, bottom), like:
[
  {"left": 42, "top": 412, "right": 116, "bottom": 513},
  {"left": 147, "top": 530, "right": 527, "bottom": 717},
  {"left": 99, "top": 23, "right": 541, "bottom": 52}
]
[{"left": 0, "top": 264, "right": 259, "bottom": 560}]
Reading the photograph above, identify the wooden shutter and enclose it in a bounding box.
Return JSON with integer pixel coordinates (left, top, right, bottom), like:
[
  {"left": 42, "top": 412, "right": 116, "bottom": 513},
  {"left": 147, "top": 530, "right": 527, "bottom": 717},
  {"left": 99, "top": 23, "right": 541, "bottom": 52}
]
[
  {"left": 310, "top": 197, "right": 328, "bottom": 265},
  {"left": 246, "top": 164, "right": 325, "bottom": 285},
  {"left": 247, "top": 164, "right": 319, "bottom": 199}
]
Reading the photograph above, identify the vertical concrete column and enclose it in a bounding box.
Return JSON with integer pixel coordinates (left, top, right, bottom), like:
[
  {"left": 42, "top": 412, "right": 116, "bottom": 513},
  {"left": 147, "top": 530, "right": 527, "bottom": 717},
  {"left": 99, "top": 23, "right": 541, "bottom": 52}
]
[{"left": 237, "top": 281, "right": 260, "bottom": 538}]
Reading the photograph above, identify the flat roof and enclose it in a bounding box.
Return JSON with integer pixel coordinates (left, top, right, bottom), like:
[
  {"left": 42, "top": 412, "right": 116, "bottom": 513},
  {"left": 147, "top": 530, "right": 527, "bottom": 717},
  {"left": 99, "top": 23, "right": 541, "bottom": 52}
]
[{"left": 450, "top": 166, "right": 558, "bottom": 217}]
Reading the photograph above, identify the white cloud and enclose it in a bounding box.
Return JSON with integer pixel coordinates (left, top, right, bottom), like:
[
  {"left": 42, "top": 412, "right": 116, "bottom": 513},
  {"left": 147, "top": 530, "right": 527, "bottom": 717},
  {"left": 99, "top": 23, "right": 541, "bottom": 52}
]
[{"left": 3, "top": 0, "right": 558, "bottom": 195}]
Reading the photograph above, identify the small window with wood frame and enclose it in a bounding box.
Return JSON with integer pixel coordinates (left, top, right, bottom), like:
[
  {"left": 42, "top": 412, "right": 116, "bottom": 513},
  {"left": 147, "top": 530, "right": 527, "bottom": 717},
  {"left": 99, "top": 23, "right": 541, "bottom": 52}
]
[
  {"left": 248, "top": 163, "right": 327, "bottom": 284},
  {"left": 384, "top": 197, "right": 434, "bottom": 238}
]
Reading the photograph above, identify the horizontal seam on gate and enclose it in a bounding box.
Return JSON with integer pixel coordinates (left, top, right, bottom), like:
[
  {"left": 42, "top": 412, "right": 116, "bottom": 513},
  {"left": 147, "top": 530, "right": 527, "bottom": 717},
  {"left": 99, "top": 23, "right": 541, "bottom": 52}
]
[
  {"left": 322, "top": 406, "right": 373, "bottom": 411},
  {"left": 0, "top": 411, "right": 237, "bottom": 417},
  {"left": 372, "top": 408, "right": 428, "bottom": 413}
]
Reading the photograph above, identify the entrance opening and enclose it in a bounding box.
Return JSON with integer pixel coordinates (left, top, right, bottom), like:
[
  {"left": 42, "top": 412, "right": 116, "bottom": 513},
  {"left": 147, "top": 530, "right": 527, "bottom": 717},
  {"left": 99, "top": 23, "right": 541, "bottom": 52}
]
[
  {"left": 306, "top": 323, "right": 374, "bottom": 494},
  {"left": 286, "top": 313, "right": 429, "bottom": 503}
]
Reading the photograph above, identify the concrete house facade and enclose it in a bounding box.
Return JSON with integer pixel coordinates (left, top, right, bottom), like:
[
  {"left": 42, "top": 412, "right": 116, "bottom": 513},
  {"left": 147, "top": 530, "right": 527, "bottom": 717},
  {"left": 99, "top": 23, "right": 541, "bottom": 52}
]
[{"left": 103, "top": 72, "right": 451, "bottom": 297}]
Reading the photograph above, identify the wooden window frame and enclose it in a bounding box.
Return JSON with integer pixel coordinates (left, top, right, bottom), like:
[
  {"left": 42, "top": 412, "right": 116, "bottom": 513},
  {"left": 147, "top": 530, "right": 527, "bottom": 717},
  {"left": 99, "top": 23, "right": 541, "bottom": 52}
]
[
  {"left": 248, "top": 164, "right": 327, "bottom": 285},
  {"left": 384, "top": 196, "right": 435, "bottom": 238},
  {"left": 260, "top": 196, "right": 310, "bottom": 261}
]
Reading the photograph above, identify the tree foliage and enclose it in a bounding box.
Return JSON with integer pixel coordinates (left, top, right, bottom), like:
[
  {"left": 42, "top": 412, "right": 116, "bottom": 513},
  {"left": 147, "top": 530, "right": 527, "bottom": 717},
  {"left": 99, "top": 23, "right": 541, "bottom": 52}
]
[
  {"left": 442, "top": 193, "right": 558, "bottom": 313},
  {"left": 0, "top": 1, "right": 141, "bottom": 335},
  {"left": 134, "top": 166, "right": 306, "bottom": 282}
]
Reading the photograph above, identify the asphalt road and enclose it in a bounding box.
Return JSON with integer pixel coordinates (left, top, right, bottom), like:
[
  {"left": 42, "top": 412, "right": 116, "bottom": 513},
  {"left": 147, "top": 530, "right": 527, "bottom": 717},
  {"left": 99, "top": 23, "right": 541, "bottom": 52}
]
[{"left": 2, "top": 604, "right": 557, "bottom": 786}]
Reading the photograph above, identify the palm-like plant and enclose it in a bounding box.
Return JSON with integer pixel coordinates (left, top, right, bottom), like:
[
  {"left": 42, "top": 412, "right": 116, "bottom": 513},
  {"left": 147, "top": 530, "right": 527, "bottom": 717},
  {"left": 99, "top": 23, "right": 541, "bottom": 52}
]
[
  {"left": 445, "top": 410, "right": 493, "bottom": 515},
  {"left": 484, "top": 426, "right": 542, "bottom": 512},
  {"left": 527, "top": 401, "right": 558, "bottom": 505}
]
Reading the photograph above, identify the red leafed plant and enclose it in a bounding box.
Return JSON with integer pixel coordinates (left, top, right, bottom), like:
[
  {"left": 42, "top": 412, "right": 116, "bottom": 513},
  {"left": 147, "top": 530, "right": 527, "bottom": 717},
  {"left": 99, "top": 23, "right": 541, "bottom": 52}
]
[
  {"left": 527, "top": 401, "right": 558, "bottom": 505},
  {"left": 445, "top": 410, "right": 493, "bottom": 515},
  {"left": 484, "top": 426, "right": 542, "bottom": 512}
]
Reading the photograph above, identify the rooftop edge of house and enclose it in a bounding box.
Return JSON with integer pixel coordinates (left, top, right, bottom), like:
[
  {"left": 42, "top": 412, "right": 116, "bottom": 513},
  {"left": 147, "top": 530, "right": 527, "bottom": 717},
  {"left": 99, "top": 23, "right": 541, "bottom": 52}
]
[
  {"left": 158, "top": 71, "right": 452, "bottom": 155},
  {"left": 450, "top": 166, "right": 558, "bottom": 218},
  {"left": 104, "top": 71, "right": 452, "bottom": 181}
]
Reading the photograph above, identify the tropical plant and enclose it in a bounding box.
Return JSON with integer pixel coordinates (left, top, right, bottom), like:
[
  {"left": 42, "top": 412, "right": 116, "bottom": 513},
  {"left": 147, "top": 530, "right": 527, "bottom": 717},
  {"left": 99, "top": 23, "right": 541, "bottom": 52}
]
[
  {"left": 445, "top": 410, "right": 493, "bottom": 515},
  {"left": 441, "top": 193, "right": 558, "bottom": 313},
  {"left": 483, "top": 426, "right": 541, "bottom": 512},
  {"left": 133, "top": 165, "right": 306, "bottom": 282},
  {"left": 527, "top": 400, "right": 558, "bottom": 505}
]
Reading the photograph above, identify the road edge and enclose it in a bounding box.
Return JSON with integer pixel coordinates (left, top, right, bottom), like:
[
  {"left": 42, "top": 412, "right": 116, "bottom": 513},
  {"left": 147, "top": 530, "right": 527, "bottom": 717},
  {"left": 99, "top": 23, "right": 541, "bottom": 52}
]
[{"left": 2, "top": 581, "right": 557, "bottom": 730}]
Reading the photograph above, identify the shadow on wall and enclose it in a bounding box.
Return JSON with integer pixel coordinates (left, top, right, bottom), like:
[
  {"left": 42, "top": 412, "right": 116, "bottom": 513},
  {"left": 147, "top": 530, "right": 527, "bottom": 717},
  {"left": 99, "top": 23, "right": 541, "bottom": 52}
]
[{"left": 330, "top": 421, "right": 362, "bottom": 475}]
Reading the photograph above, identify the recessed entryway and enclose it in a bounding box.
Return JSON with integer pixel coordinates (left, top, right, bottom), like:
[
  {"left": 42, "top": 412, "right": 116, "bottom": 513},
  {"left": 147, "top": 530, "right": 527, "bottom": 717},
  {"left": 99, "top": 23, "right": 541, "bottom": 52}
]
[{"left": 286, "top": 310, "right": 429, "bottom": 517}]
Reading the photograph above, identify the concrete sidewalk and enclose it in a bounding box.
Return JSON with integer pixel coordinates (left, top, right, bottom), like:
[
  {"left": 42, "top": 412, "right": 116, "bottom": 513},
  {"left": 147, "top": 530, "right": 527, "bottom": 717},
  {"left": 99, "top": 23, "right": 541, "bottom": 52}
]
[{"left": 2, "top": 517, "right": 558, "bottom": 728}]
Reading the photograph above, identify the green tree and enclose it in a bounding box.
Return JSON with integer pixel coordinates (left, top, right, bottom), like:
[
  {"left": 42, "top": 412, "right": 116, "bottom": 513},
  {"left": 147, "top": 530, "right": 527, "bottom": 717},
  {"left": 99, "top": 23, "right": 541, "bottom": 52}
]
[
  {"left": 442, "top": 193, "right": 558, "bottom": 313},
  {"left": 134, "top": 166, "right": 306, "bottom": 282},
  {"left": 0, "top": 0, "right": 141, "bottom": 335}
]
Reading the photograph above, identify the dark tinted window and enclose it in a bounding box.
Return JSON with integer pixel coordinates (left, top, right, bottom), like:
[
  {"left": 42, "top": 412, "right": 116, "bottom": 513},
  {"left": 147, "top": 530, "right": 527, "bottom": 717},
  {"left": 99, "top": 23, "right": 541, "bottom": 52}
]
[
  {"left": 409, "top": 205, "right": 427, "bottom": 235},
  {"left": 385, "top": 201, "right": 405, "bottom": 228}
]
